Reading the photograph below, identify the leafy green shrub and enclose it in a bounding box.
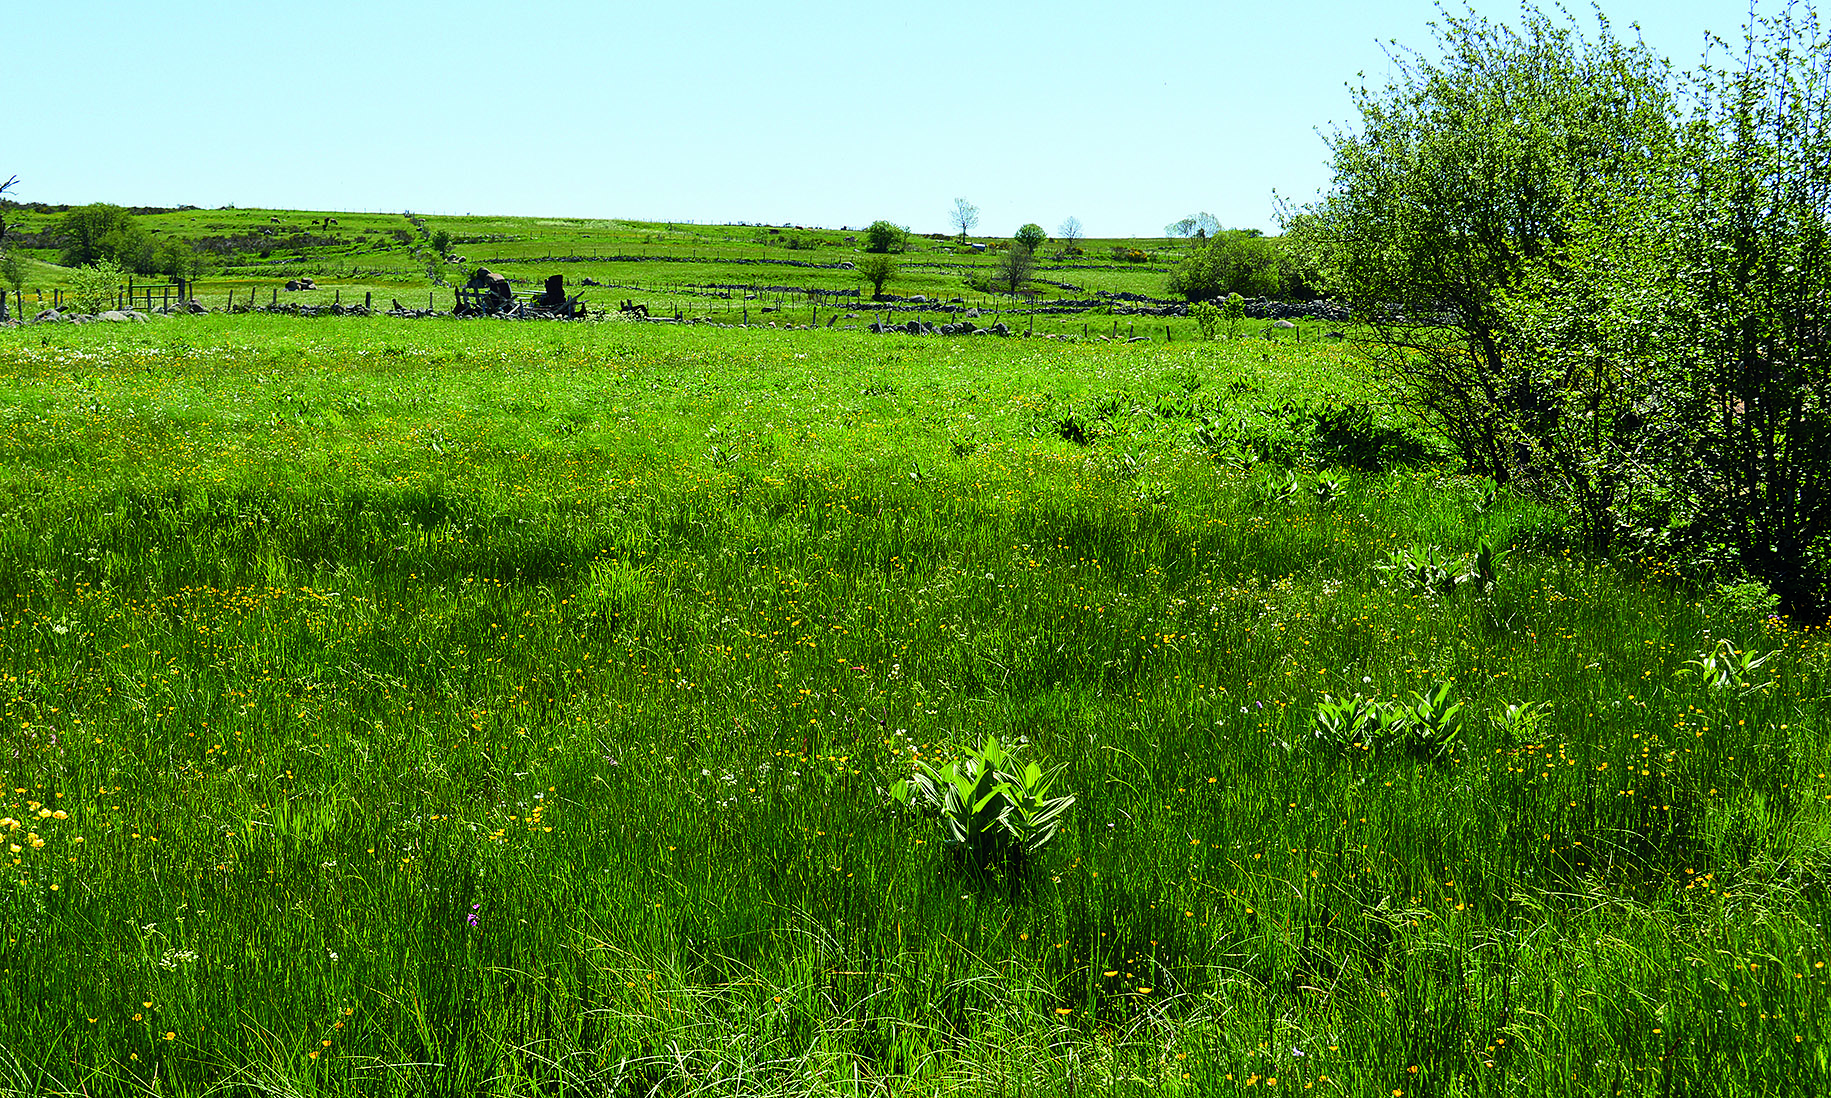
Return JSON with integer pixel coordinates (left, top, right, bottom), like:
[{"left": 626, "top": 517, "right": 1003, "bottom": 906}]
[
  {"left": 864, "top": 220, "right": 908, "bottom": 254},
  {"left": 1192, "top": 400, "right": 1433, "bottom": 473},
  {"left": 890, "top": 735, "right": 1076, "bottom": 869},
  {"left": 1313, "top": 682, "right": 1466, "bottom": 761},
  {"left": 1375, "top": 541, "right": 1503, "bottom": 598},
  {"left": 1014, "top": 223, "right": 1048, "bottom": 252},
  {"left": 1308, "top": 402, "right": 1434, "bottom": 471},
  {"left": 0, "top": 250, "right": 24, "bottom": 301},
  {"left": 856, "top": 252, "right": 897, "bottom": 298},
  {"left": 1220, "top": 292, "right": 1245, "bottom": 338},
  {"left": 57, "top": 203, "right": 154, "bottom": 271},
  {"left": 67, "top": 259, "right": 127, "bottom": 314},
  {"left": 1190, "top": 300, "right": 1221, "bottom": 341},
  {"left": 1704, "top": 580, "right": 1781, "bottom": 622},
  {"left": 1167, "top": 229, "right": 1284, "bottom": 301}
]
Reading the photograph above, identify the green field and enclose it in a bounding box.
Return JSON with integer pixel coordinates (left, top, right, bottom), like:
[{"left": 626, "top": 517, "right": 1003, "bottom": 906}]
[
  {"left": 0, "top": 312, "right": 1826, "bottom": 1096},
  {"left": 0, "top": 206, "right": 1198, "bottom": 337}
]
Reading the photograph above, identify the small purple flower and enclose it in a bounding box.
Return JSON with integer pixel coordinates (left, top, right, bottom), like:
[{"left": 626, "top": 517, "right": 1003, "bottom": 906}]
[{"left": 467, "top": 904, "right": 480, "bottom": 928}]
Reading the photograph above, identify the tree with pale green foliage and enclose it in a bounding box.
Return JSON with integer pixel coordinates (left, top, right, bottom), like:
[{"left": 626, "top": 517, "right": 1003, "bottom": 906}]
[
  {"left": 1296, "top": 0, "right": 1831, "bottom": 612},
  {"left": 864, "top": 220, "right": 907, "bottom": 254},
  {"left": 1167, "top": 230, "right": 1282, "bottom": 301},
  {"left": 857, "top": 251, "right": 897, "bottom": 298},
  {"left": 1289, "top": 2, "right": 1675, "bottom": 547},
  {"left": 1013, "top": 223, "right": 1047, "bottom": 253},
  {"left": 0, "top": 174, "right": 18, "bottom": 246},
  {"left": 67, "top": 259, "right": 127, "bottom": 314},
  {"left": 1166, "top": 212, "right": 1220, "bottom": 239},
  {"left": 0, "top": 249, "right": 26, "bottom": 303}
]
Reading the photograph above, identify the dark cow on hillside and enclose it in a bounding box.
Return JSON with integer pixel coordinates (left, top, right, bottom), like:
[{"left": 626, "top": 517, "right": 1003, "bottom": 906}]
[{"left": 465, "top": 268, "right": 515, "bottom": 314}]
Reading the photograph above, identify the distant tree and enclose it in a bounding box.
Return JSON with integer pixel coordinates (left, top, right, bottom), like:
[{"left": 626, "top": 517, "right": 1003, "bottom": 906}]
[
  {"left": 0, "top": 250, "right": 24, "bottom": 304},
  {"left": 950, "top": 198, "right": 980, "bottom": 243},
  {"left": 0, "top": 175, "right": 17, "bottom": 245},
  {"left": 994, "top": 244, "right": 1035, "bottom": 297},
  {"left": 430, "top": 228, "right": 453, "bottom": 256},
  {"left": 1166, "top": 212, "right": 1221, "bottom": 239},
  {"left": 156, "top": 237, "right": 204, "bottom": 282},
  {"left": 1057, "top": 216, "right": 1084, "bottom": 253},
  {"left": 857, "top": 252, "right": 898, "bottom": 298},
  {"left": 864, "top": 220, "right": 908, "bottom": 254},
  {"left": 1167, "top": 230, "right": 1283, "bottom": 301},
  {"left": 57, "top": 203, "right": 154, "bottom": 272},
  {"left": 1014, "top": 223, "right": 1048, "bottom": 253}
]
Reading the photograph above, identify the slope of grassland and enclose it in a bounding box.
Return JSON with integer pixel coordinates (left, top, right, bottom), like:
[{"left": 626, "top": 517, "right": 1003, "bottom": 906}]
[
  {"left": 1, "top": 207, "right": 1190, "bottom": 328},
  {"left": 0, "top": 315, "right": 1825, "bottom": 1096}
]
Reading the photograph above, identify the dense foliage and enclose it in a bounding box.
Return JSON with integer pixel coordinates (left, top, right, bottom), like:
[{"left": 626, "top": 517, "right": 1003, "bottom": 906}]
[
  {"left": 1166, "top": 229, "right": 1286, "bottom": 302},
  {"left": 856, "top": 250, "right": 897, "bottom": 297},
  {"left": 863, "top": 219, "right": 907, "bottom": 254},
  {"left": 1293, "top": 1, "right": 1831, "bottom": 612}
]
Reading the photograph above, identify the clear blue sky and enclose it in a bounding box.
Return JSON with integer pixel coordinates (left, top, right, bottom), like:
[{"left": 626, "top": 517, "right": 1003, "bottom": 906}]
[{"left": 13, "top": 0, "right": 1747, "bottom": 237}]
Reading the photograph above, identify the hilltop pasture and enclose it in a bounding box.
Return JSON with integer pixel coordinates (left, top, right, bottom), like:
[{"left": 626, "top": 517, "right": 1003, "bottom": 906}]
[{"left": 0, "top": 207, "right": 1210, "bottom": 337}]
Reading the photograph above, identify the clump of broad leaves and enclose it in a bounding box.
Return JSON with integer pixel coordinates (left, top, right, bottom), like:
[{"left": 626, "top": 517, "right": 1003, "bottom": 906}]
[{"left": 890, "top": 734, "right": 1076, "bottom": 872}]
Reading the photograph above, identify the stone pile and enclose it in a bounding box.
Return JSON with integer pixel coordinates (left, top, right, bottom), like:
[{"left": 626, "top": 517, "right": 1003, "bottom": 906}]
[
  {"left": 227, "top": 302, "right": 374, "bottom": 318},
  {"left": 18, "top": 308, "right": 151, "bottom": 325},
  {"left": 868, "top": 319, "right": 1013, "bottom": 337}
]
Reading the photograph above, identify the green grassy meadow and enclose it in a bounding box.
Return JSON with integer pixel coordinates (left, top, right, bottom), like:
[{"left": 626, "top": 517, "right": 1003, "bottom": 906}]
[
  {"left": 0, "top": 313, "right": 1827, "bottom": 1096},
  {"left": 1, "top": 207, "right": 1192, "bottom": 338}
]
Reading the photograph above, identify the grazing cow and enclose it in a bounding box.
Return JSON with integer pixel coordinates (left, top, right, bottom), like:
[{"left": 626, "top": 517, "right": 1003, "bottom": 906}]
[
  {"left": 269, "top": 216, "right": 281, "bottom": 224},
  {"left": 325, "top": 217, "right": 338, "bottom": 227}
]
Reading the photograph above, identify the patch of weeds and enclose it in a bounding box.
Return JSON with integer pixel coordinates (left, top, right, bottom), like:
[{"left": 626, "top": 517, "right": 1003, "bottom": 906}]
[
  {"left": 889, "top": 734, "right": 1076, "bottom": 874},
  {"left": 1375, "top": 540, "right": 1502, "bottom": 598},
  {"left": 1312, "top": 681, "right": 1466, "bottom": 762}
]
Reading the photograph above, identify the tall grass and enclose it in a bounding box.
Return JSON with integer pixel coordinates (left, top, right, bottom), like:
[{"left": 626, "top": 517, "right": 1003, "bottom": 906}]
[{"left": 0, "top": 316, "right": 1825, "bottom": 1096}]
